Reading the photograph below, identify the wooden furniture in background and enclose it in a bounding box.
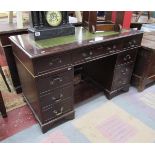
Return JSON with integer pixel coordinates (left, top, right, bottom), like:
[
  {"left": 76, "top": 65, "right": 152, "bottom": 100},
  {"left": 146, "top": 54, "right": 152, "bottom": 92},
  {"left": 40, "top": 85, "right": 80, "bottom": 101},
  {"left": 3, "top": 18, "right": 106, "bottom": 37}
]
[
  {"left": 132, "top": 32, "right": 155, "bottom": 91},
  {"left": 10, "top": 27, "right": 143, "bottom": 133},
  {"left": 0, "top": 23, "right": 28, "bottom": 93},
  {"left": 0, "top": 91, "right": 7, "bottom": 118},
  {"left": 82, "top": 11, "right": 132, "bottom": 33},
  {"left": 0, "top": 65, "right": 11, "bottom": 118},
  {"left": 134, "top": 11, "right": 151, "bottom": 22},
  {"left": 82, "top": 11, "right": 120, "bottom": 32},
  {"left": 0, "top": 65, "right": 11, "bottom": 92}
]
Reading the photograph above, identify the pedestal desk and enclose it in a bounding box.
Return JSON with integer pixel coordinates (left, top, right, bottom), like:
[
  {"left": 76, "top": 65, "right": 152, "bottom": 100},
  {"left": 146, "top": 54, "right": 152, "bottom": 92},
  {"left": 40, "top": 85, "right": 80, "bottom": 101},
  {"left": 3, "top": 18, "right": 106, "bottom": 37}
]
[
  {"left": 132, "top": 32, "right": 155, "bottom": 91},
  {"left": 9, "top": 27, "right": 143, "bottom": 133}
]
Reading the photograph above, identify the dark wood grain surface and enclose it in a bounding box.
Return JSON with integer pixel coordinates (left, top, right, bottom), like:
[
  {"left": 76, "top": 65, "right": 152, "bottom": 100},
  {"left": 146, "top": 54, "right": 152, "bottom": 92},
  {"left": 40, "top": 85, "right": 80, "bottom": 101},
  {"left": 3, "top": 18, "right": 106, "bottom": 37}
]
[
  {"left": 0, "top": 22, "right": 28, "bottom": 36},
  {"left": 10, "top": 26, "right": 143, "bottom": 132}
]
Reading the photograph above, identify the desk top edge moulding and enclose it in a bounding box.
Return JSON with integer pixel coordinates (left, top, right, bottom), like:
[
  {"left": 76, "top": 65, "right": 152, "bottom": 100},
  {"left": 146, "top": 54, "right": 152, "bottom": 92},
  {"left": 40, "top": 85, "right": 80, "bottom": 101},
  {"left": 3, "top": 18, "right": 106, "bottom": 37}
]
[
  {"left": 10, "top": 27, "right": 143, "bottom": 59},
  {"left": 28, "top": 11, "right": 75, "bottom": 40}
]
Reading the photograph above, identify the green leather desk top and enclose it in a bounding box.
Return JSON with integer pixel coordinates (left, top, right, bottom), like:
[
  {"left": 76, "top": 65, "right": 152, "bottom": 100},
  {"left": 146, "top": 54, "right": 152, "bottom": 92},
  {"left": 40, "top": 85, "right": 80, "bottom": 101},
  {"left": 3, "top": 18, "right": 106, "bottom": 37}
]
[
  {"left": 9, "top": 27, "right": 143, "bottom": 58},
  {"left": 35, "top": 28, "right": 119, "bottom": 49}
]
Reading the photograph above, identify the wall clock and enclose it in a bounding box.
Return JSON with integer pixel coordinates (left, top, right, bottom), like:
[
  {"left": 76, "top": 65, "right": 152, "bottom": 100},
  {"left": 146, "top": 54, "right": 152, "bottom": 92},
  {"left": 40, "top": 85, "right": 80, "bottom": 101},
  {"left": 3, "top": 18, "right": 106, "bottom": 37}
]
[{"left": 28, "top": 11, "right": 75, "bottom": 40}]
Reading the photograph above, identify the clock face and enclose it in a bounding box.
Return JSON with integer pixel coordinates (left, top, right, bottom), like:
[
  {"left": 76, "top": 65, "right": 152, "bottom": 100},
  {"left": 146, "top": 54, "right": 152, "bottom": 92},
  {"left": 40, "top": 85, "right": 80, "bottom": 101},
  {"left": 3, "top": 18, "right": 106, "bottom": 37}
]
[{"left": 46, "top": 11, "right": 62, "bottom": 27}]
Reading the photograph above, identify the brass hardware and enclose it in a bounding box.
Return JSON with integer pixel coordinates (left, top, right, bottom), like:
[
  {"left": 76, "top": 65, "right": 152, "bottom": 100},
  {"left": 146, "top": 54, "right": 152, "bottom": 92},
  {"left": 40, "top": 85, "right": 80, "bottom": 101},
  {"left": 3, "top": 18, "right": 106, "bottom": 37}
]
[
  {"left": 53, "top": 107, "right": 63, "bottom": 116},
  {"left": 50, "top": 77, "right": 62, "bottom": 85},
  {"left": 121, "top": 68, "right": 128, "bottom": 75},
  {"left": 85, "top": 56, "right": 91, "bottom": 60},
  {"left": 133, "top": 40, "right": 136, "bottom": 44},
  {"left": 52, "top": 93, "right": 63, "bottom": 101},
  {"left": 113, "top": 45, "right": 116, "bottom": 49},
  {"left": 82, "top": 53, "right": 87, "bottom": 57},
  {"left": 49, "top": 58, "right": 62, "bottom": 66},
  {"left": 49, "top": 62, "right": 53, "bottom": 66},
  {"left": 124, "top": 54, "right": 131, "bottom": 61},
  {"left": 107, "top": 47, "right": 111, "bottom": 50},
  {"left": 89, "top": 51, "right": 93, "bottom": 55}
]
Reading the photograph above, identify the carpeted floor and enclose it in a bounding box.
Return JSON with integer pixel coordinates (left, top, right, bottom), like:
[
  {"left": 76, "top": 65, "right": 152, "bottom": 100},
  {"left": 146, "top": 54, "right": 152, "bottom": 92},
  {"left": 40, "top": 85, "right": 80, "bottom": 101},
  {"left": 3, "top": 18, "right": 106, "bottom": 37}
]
[
  {"left": 0, "top": 82, "right": 155, "bottom": 143},
  {"left": 0, "top": 66, "right": 26, "bottom": 112}
]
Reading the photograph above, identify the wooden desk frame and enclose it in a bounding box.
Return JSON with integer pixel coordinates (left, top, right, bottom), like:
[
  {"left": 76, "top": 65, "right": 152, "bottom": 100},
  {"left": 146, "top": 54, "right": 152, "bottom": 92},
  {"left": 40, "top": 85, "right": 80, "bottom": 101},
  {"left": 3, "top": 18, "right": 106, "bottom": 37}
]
[{"left": 10, "top": 27, "right": 143, "bottom": 133}]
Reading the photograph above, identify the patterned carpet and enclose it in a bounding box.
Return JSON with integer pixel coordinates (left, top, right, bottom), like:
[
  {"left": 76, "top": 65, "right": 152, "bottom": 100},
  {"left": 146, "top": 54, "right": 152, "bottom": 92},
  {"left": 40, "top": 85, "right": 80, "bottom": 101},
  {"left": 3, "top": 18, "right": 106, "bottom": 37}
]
[
  {"left": 0, "top": 66, "right": 26, "bottom": 112},
  {"left": 0, "top": 83, "right": 155, "bottom": 143}
]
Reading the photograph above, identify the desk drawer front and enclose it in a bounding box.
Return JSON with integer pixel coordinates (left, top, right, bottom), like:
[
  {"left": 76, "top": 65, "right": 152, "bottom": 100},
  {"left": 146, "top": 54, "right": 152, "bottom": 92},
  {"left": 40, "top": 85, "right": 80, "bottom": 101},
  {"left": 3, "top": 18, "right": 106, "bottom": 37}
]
[
  {"left": 72, "top": 48, "right": 96, "bottom": 63},
  {"left": 116, "top": 49, "right": 137, "bottom": 66},
  {"left": 112, "top": 64, "right": 134, "bottom": 90},
  {"left": 123, "top": 35, "right": 142, "bottom": 50},
  {"left": 94, "top": 41, "right": 123, "bottom": 55},
  {"left": 72, "top": 41, "right": 122, "bottom": 64},
  {"left": 37, "top": 68, "right": 74, "bottom": 94},
  {"left": 34, "top": 53, "right": 71, "bottom": 74},
  {"left": 42, "top": 98, "right": 73, "bottom": 123},
  {"left": 40, "top": 84, "right": 73, "bottom": 108}
]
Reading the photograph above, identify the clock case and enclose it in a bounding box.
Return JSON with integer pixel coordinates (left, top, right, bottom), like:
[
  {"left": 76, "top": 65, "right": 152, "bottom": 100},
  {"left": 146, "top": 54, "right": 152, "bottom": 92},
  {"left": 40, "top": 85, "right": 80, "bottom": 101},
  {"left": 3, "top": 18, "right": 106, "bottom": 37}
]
[{"left": 28, "top": 11, "right": 75, "bottom": 40}]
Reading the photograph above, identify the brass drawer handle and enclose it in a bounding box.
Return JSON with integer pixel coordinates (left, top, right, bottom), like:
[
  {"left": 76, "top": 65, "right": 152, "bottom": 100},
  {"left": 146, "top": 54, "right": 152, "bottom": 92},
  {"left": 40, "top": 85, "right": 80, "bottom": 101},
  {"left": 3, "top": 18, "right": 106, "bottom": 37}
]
[
  {"left": 82, "top": 51, "right": 93, "bottom": 60},
  {"left": 89, "top": 51, "right": 93, "bottom": 56},
  {"left": 128, "top": 41, "right": 132, "bottom": 45},
  {"left": 113, "top": 45, "right": 116, "bottom": 49},
  {"left": 52, "top": 93, "right": 63, "bottom": 101},
  {"left": 82, "top": 52, "right": 87, "bottom": 57},
  {"left": 133, "top": 40, "right": 137, "bottom": 44},
  {"left": 121, "top": 68, "right": 128, "bottom": 75},
  {"left": 85, "top": 56, "right": 91, "bottom": 60},
  {"left": 49, "top": 58, "right": 62, "bottom": 66},
  {"left": 53, "top": 107, "right": 63, "bottom": 116},
  {"left": 107, "top": 47, "right": 112, "bottom": 50},
  {"left": 119, "top": 80, "right": 126, "bottom": 84},
  {"left": 124, "top": 54, "right": 131, "bottom": 61},
  {"left": 97, "top": 46, "right": 103, "bottom": 50},
  {"left": 121, "top": 70, "right": 126, "bottom": 75},
  {"left": 50, "top": 77, "right": 62, "bottom": 85}
]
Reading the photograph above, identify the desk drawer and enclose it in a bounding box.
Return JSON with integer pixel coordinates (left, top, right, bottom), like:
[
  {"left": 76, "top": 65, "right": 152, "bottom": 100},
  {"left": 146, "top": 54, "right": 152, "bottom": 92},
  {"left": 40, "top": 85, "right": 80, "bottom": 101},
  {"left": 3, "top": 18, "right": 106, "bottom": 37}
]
[
  {"left": 72, "top": 41, "right": 122, "bottom": 64},
  {"left": 112, "top": 64, "right": 134, "bottom": 90},
  {"left": 34, "top": 53, "right": 71, "bottom": 74},
  {"left": 42, "top": 97, "right": 73, "bottom": 123},
  {"left": 123, "top": 35, "right": 142, "bottom": 50},
  {"left": 37, "top": 68, "right": 74, "bottom": 94},
  {"left": 40, "top": 84, "right": 73, "bottom": 108},
  {"left": 94, "top": 41, "right": 123, "bottom": 55},
  {"left": 116, "top": 49, "right": 137, "bottom": 66}
]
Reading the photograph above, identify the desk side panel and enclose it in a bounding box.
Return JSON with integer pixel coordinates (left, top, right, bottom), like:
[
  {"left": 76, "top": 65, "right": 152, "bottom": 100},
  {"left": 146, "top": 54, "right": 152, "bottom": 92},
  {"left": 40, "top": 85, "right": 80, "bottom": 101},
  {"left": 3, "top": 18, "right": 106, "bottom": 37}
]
[
  {"left": 15, "top": 57, "right": 42, "bottom": 122},
  {"left": 11, "top": 42, "right": 35, "bottom": 75}
]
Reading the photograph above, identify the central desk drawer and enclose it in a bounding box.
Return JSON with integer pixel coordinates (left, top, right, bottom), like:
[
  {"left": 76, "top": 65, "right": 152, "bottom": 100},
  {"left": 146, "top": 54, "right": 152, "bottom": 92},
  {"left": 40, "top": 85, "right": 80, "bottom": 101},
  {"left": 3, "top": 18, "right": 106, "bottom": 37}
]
[
  {"left": 34, "top": 53, "right": 71, "bottom": 74},
  {"left": 42, "top": 97, "right": 73, "bottom": 123},
  {"left": 37, "top": 68, "right": 74, "bottom": 94},
  {"left": 40, "top": 84, "right": 73, "bottom": 108},
  {"left": 72, "top": 41, "right": 122, "bottom": 64}
]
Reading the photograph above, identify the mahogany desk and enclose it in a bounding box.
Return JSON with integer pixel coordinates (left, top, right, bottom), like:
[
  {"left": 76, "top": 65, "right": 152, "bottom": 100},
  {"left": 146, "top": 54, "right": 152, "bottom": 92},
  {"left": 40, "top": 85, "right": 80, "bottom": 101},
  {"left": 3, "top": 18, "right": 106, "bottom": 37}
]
[{"left": 10, "top": 27, "right": 143, "bottom": 133}]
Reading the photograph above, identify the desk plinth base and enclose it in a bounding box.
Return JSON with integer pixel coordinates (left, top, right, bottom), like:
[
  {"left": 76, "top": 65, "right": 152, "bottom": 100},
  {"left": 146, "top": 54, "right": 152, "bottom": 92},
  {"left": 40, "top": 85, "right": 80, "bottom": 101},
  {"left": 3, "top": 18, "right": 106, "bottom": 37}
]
[
  {"left": 22, "top": 94, "right": 75, "bottom": 133},
  {"left": 104, "top": 85, "right": 130, "bottom": 99}
]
